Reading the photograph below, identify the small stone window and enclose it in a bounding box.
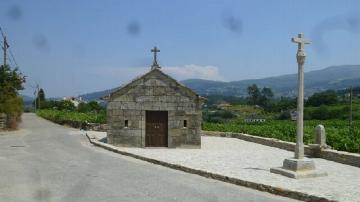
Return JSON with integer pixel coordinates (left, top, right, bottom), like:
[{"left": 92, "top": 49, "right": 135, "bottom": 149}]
[
  {"left": 183, "top": 120, "right": 187, "bottom": 128},
  {"left": 124, "top": 120, "right": 128, "bottom": 128}
]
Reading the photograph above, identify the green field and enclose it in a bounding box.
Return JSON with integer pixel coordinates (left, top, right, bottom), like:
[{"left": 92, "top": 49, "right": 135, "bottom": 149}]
[
  {"left": 37, "top": 109, "right": 106, "bottom": 125},
  {"left": 304, "top": 102, "right": 360, "bottom": 120},
  {"left": 36, "top": 108, "right": 360, "bottom": 153},
  {"left": 203, "top": 120, "right": 360, "bottom": 153}
]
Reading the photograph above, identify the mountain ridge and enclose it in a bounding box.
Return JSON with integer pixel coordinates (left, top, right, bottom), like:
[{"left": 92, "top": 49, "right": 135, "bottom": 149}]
[
  {"left": 181, "top": 65, "right": 360, "bottom": 97},
  {"left": 73, "top": 65, "right": 360, "bottom": 100}
]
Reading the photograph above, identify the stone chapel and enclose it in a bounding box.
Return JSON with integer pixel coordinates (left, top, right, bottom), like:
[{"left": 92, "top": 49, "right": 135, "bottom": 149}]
[{"left": 106, "top": 47, "right": 205, "bottom": 148}]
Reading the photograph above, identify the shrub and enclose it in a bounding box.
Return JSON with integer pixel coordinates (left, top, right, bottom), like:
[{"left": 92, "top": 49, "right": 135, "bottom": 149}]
[
  {"left": 278, "top": 111, "right": 291, "bottom": 120},
  {"left": 203, "top": 119, "right": 360, "bottom": 153},
  {"left": 306, "top": 90, "right": 338, "bottom": 107},
  {"left": 0, "top": 65, "right": 25, "bottom": 129},
  {"left": 311, "top": 105, "right": 330, "bottom": 120},
  {"left": 37, "top": 109, "right": 106, "bottom": 126}
]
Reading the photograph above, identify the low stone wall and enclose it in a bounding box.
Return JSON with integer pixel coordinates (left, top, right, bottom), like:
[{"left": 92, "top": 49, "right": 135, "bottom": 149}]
[
  {"left": 0, "top": 113, "right": 6, "bottom": 129},
  {"left": 320, "top": 149, "right": 360, "bottom": 168},
  {"left": 203, "top": 131, "right": 360, "bottom": 168},
  {"left": 41, "top": 117, "right": 107, "bottom": 132}
]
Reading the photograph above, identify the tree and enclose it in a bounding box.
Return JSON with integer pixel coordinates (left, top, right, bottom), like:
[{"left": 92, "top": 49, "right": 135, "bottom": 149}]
[
  {"left": 35, "top": 88, "right": 46, "bottom": 109},
  {"left": 247, "top": 84, "right": 261, "bottom": 105},
  {"left": 261, "top": 87, "right": 274, "bottom": 100},
  {"left": 259, "top": 87, "right": 274, "bottom": 110},
  {"left": 57, "top": 100, "right": 76, "bottom": 111},
  {"left": 77, "top": 102, "right": 91, "bottom": 113},
  {"left": 275, "top": 96, "right": 297, "bottom": 111},
  {"left": 306, "top": 90, "right": 338, "bottom": 107},
  {"left": 0, "top": 65, "right": 25, "bottom": 99},
  {"left": 38, "top": 88, "right": 45, "bottom": 101},
  {"left": 87, "top": 101, "right": 102, "bottom": 112},
  {"left": 0, "top": 65, "right": 26, "bottom": 128},
  {"left": 247, "top": 84, "right": 276, "bottom": 112},
  {"left": 77, "top": 101, "right": 103, "bottom": 113},
  {"left": 310, "top": 105, "right": 330, "bottom": 120}
]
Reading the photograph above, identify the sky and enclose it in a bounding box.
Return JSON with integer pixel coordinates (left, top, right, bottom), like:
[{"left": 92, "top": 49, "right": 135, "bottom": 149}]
[{"left": 1, "top": 0, "right": 360, "bottom": 97}]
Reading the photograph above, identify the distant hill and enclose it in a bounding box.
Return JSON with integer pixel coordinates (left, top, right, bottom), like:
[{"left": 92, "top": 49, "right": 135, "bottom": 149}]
[
  {"left": 79, "top": 88, "right": 119, "bottom": 101},
  {"left": 21, "top": 94, "right": 34, "bottom": 102},
  {"left": 20, "top": 94, "right": 34, "bottom": 107},
  {"left": 78, "top": 65, "right": 360, "bottom": 100},
  {"left": 181, "top": 65, "right": 360, "bottom": 97}
]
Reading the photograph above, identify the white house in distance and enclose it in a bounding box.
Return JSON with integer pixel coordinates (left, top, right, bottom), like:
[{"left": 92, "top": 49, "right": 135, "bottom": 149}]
[{"left": 62, "top": 96, "right": 84, "bottom": 107}]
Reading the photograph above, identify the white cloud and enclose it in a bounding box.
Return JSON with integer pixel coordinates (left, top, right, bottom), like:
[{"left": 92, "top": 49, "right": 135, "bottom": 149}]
[
  {"left": 162, "top": 64, "right": 225, "bottom": 81},
  {"left": 99, "top": 64, "right": 225, "bottom": 83},
  {"left": 74, "top": 64, "right": 226, "bottom": 96}
]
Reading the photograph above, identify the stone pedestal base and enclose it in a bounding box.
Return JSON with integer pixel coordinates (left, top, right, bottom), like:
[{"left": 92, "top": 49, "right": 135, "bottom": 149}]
[{"left": 270, "top": 158, "right": 327, "bottom": 179}]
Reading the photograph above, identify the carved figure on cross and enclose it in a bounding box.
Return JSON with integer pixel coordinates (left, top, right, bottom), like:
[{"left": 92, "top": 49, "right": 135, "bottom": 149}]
[
  {"left": 151, "top": 46, "right": 160, "bottom": 69},
  {"left": 292, "top": 33, "right": 311, "bottom": 50},
  {"left": 292, "top": 33, "right": 311, "bottom": 64}
]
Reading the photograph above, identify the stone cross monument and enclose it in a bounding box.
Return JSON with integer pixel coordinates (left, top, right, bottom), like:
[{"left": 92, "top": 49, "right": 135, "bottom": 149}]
[
  {"left": 293, "top": 33, "right": 310, "bottom": 159},
  {"left": 270, "top": 33, "right": 327, "bottom": 179},
  {"left": 151, "top": 46, "right": 161, "bottom": 70}
]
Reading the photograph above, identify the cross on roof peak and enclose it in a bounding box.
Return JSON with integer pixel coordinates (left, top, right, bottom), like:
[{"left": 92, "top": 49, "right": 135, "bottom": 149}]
[
  {"left": 151, "top": 46, "right": 160, "bottom": 70},
  {"left": 292, "top": 33, "right": 311, "bottom": 51}
]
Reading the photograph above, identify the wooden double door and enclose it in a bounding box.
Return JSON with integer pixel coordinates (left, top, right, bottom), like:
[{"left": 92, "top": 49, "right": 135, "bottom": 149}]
[{"left": 145, "top": 111, "right": 168, "bottom": 147}]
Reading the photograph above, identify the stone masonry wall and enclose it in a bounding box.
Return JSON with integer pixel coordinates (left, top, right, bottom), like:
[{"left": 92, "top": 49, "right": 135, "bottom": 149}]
[{"left": 107, "top": 70, "right": 202, "bottom": 148}]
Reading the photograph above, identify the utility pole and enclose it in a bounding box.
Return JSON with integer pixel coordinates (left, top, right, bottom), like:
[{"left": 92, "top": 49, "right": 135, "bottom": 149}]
[
  {"left": 2, "top": 36, "right": 9, "bottom": 66},
  {"left": 349, "top": 86, "right": 353, "bottom": 127},
  {"left": 34, "top": 89, "right": 37, "bottom": 111},
  {"left": 36, "top": 84, "right": 40, "bottom": 110}
]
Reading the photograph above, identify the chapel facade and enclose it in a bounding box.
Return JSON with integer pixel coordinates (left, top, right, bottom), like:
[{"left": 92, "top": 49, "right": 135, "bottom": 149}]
[{"left": 106, "top": 47, "right": 205, "bottom": 148}]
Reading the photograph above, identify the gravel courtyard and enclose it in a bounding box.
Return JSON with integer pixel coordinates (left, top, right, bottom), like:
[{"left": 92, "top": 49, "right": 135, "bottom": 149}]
[{"left": 88, "top": 131, "right": 360, "bottom": 202}]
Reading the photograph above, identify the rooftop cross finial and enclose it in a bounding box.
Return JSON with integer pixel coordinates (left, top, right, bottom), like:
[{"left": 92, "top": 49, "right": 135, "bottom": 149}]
[{"left": 151, "top": 46, "right": 160, "bottom": 70}]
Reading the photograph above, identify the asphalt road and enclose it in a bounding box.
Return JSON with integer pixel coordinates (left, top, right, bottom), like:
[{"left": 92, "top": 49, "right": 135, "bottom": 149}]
[{"left": 0, "top": 113, "right": 298, "bottom": 202}]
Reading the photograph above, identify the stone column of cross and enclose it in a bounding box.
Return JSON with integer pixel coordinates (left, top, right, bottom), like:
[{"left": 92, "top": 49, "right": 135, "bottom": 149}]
[
  {"left": 151, "top": 46, "right": 160, "bottom": 70},
  {"left": 292, "top": 33, "right": 311, "bottom": 159},
  {"left": 270, "top": 33, "right": 326, "bottom": 179}
]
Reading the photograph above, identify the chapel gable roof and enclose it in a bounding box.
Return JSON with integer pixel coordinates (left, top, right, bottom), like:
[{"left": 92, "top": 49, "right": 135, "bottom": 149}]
[{"left": 108, "top": 68, "right": 206, "bottom": 102}]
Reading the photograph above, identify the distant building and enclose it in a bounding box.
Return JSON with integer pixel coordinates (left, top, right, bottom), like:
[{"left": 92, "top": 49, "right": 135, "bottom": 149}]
[
  {"left": 217, "top": 102, "right": 232, "bottom": 109},
  {"left": 290, "top": 111, "right": 297, "bottom": 121},
  {"left": 63, "top": 96, "right": 84, "bottom": 107},
  {"left": 244, "top": 118, "right": 266, "bottom": 123},
  {"left": 244, "top": 115, "right": 266, "bottom": 123}
]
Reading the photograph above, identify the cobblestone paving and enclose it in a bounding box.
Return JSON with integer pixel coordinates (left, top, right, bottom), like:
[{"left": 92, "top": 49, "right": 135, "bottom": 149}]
[{"left": 88, "top": 131, "right": 360, "bottom": 202}]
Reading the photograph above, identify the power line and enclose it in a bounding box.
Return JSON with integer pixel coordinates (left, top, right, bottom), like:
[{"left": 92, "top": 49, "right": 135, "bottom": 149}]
[
  {"left": 7, "top": 55, "right": 14, "bottom": 66},
  {"left": 0, "top": 26, "right": 5, "bottom": 38},
  {"left": 0, "top": 26, "right": 19, "bottom": 68},
  {"left": 8, "top": 49, "right": 18, "bottom": 67},
  {"left": 1, "top": 26, "right": 9, "bottom": 66}
]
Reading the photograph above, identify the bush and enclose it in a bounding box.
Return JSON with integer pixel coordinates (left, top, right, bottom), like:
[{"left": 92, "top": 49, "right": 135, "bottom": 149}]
[
  {"left": 0, "top": 96, "right": 23, "bottom": 129},
  {"left": 57, "top": 100, "right": 76, "bottom": 111},
  {"left": 77, "top": 101, "right": 103, "bottom": 113},
  {"left": 77, "top": 102, "right": 91, "bottom": 113},
  {"left": 278, "top": 111, "right": 291, "bottom": 120},
  {"left": 311, "top": 105, "right": 330, "bottom": 120},
  {"left": 203, "top": 110, "right": 237, "bottom": 123},
  {"left": 0, "top": 65, "right": 25, "bottom": 129},
  {"left": 306, "top": 90, "right": 338, "bottom": 107},
  {"left": 203, "top": 119, "right": 360, "bottom": 153},
  {"left": 213, "top": 110, "right": 237, "bottom": 119},
  {"left": 37, "top": 109, "right": 106, "bottom": 125}
]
